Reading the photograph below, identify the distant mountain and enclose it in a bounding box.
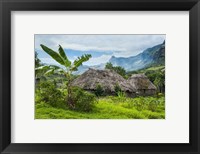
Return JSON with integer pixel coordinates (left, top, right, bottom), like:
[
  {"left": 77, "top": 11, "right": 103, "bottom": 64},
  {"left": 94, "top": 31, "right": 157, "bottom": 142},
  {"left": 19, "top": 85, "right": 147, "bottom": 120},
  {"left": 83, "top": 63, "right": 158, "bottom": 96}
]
[
  {"left": 109, "top": 41, "right": 165, "bottom": 71},
  {"left": 75, "top": 41, "right": 165, "bottom": 74}
]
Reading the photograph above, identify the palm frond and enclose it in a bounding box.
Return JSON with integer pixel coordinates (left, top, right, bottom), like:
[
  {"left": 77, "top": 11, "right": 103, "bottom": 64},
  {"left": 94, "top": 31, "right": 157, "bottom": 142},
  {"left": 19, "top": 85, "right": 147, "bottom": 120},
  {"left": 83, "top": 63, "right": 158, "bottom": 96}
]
[
  {"left": 70, "top": 54, "right": 91, "bottom": 71},
  {"left": 58, "top": 45, "right": 71, "bottom": 67},
  {"left": 44, "top": 69, "right": 54, "bottom": 76},
  {"left": 36, "top": 64, "right": 65, "bottom": 76},
  {"left": 40, "top": 44, "right": 65, "bottom": 65},
  {"left": 35, "top": 65, "right": 49, "bottom": 71}
]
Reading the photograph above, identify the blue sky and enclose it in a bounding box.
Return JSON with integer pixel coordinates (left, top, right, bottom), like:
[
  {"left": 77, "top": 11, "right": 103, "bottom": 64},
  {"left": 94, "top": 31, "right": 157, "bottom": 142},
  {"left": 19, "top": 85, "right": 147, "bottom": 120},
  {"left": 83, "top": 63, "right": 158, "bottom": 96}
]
[{"left": 35, "top": 34, "right": 165, "bottom": 66}]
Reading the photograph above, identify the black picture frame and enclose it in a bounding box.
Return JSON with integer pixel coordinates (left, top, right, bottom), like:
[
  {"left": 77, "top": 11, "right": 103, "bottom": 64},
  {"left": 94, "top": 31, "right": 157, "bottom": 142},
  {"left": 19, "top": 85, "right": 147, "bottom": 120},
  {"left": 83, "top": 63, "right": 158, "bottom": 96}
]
[{"left": 0, "top": 0, "right": 199, "bottom": 153}]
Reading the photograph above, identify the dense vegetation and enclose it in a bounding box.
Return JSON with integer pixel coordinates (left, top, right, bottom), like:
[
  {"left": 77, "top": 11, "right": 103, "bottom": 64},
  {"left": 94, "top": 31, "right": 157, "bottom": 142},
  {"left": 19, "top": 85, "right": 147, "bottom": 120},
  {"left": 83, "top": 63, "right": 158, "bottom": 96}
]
[
  {"left": 127, "top": 65, "right": 165, "bottom": 93},
  {"left": 105, "top": 62, "right": 126, "bottom": 78},
  {"left": 36, "top": 95, "right": 165, "bottom": 119},
  {"left": 36, "top": 44, "right": 92, "bottom": 110},
  {"left": 35, "top": 45, "right": 165, "bottom": 119}
]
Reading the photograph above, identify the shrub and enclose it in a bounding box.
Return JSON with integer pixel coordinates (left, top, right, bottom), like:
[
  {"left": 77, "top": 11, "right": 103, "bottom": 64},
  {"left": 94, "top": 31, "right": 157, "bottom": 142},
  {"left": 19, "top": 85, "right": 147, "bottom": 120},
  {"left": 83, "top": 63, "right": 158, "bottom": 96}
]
[
  {"left": 147, "top": 100, "right": 158, "bottom": 112},
  {"left": 114, "top": 83, "right": 122, "bottom": 95},
  {"left": 71, "top": 87, "right": 97, "bottom": 112},
  {"left": 157, "top": 93, "right": 164, "bottom": 98},
  {"left": 105, "top": 62, "right": 126, "bottom": 78},
  {"left": 134, "top": 97, "right": 145, "bottom": 111},
  {"left": 35, "top": 81, "right": 66, "bottom": 108},
  {"left": 117, "top": 91, "right": 126, "bottom": 98},
  {"left": 94, "top": 84, "right": 104, "bottom": 97},
  {"left": 116, "top": 91, "right": 127, "bottom": 102}
]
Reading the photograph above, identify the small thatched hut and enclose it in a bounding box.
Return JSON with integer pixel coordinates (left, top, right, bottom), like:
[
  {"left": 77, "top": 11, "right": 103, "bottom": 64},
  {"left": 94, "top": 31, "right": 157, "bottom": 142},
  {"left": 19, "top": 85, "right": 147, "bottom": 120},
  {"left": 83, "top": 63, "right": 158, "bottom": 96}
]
[
  {"left": 127, "top": 74, "right": 157, "bottom": 96},
  {"left": 71, "top": 68, "right": 136, "bottom": 96}
]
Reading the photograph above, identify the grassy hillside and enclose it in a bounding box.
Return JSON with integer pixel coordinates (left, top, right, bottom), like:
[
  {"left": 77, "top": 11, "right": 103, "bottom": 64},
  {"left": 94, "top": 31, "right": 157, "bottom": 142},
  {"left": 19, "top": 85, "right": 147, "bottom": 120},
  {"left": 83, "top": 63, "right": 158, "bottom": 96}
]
[
  {"left": 145, "top": 66, "right": 165, "bottom": 71},
  {"left": 127, "top": 65, "right": 165, "bottom": 75},
  {"left": 36, "top": 96, "right": 165, "bottom": 119}
]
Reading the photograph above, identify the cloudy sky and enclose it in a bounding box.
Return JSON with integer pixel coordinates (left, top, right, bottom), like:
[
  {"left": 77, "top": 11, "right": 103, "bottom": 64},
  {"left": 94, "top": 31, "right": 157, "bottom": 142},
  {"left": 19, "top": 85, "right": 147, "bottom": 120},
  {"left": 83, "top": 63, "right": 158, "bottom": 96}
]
[{"left": 35, "top": 34, "right": 165, "bottom": 66}]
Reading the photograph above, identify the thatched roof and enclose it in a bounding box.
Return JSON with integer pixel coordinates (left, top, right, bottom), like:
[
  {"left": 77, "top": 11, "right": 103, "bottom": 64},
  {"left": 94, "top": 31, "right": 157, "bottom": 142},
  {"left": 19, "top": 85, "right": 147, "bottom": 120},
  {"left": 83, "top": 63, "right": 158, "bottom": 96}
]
[
  {"left": 128, "top": 74, "right": 156, "bottom": 90},
  {"left": 71, "top": 68, "right": 136, "bottom": 93}
]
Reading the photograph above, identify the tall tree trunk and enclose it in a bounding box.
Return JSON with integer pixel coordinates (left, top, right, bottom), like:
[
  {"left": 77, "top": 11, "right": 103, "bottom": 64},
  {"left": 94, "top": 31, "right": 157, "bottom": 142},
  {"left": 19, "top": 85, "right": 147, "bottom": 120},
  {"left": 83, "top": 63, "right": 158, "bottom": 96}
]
[{"left": 66, "top": 74, "right": 75, "bottom": 109}]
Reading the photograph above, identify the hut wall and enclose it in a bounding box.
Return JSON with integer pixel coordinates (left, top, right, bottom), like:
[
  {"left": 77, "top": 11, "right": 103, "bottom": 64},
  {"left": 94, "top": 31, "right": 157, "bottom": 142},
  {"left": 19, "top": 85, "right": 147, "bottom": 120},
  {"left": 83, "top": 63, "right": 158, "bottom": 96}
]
[
  {"left": 85, "top": 89, "right": 136, "bottom": 97},
  {"left": 136, "top": 89, "right": 156, "bottom": 96},
  {"left": 145, "top": 89, "right": 156, "bottom": 95},
  {"left": 126, "top": 92, "right": 136, "bottom": 98}
]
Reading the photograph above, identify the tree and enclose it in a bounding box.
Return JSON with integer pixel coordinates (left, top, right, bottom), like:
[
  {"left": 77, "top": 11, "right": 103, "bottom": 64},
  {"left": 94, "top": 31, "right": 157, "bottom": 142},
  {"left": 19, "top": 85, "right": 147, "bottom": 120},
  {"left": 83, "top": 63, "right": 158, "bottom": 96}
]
[
  {"left": 114, "top": 66, "right": 126, "bottom": 77},
  {"left": 145, "top": 69, "right": 165, "bottom": 93},
  {"left": 36, "top": 44, "right": 91, "bottom": 109},
  {"left": 105, "top": 62, "right": 113, "bottom": 69},
  {"left": 35, "top": 52, "right": 45, "bottom": 79},
  {"left": 35, "top": 52, "right": 41, "bottom": 68},
  {"left": 153, "top": 72, "right": 165, "bottom": 93},
  {"left": 105, "top": 62, "right": 126, "bottom": 78}
]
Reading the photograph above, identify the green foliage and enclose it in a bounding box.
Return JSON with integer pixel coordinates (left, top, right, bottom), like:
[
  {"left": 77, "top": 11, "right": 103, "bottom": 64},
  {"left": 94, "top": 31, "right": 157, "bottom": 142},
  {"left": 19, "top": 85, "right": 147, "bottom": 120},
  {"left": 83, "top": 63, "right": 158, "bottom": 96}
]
[
  {"left": 157, "top": 93, "right": 164, "bottom": 98},
  {"left": 39, "top": 44, "right": 91, "bottom": 76},
  {"left": 114, "top": 83, "right": 122, "bottom": 95},
  {"left": 153, "top": 71, "right": 165, "bottom": 93},
  {"left": 127, "top": 66, "right": 164, "bottom": 77},
  {"left": 41, "top": 44, "right": 65, "bottom": 65},
  {"left": 35, "top": 45, "right": 165, "bottom": 119},
  {"left": 35, "top": 81, "right": 66, "bottom": 109},
  {"left": 144, "top": 69, "right": 165, "bottom": 93},
  {"left": 70, "top": 54, "right": 92, "bottom": 71},
  {"left": 35, "top": 52, "right": 45, "bottom": 78},
  {"left": 35, "top": 52, "right": 41, "bottom": 68},
  {"left": 105, "top": 62, "right": 126, "bottom": 77},
  {"left": 117, "top": 91, "right": 126, "bottom": 99},
  {"left": 94, "top": 84, "right": 104, "bottom": 97},
  {"left": 38, "top": 44, "right": 92, "bottom": 110},
  {"left": 114, "top": 66, "right": 126, "bottom": 77},
  {"left": 105, "top": 62, "right": 113, "bottom": 69},
  {"left": 127, "top": 65, "right": 165, "bottom": 93},
  {"left": 36, "top": 96, "right": 165, "bottom": 119},
  {"left": 134, "top": 97, "right": 145, "bottom": 111},
  {"left": 70, "top": 87, "right": 97, "bottom": 112},
  {"left": 36, "top": 65, "right": 64, "bottom": 77},
  {"left": 147, "top": 100, "right": 158, "bottom": 112},
  {"left": 58, "top": 45, "right": 71, "bottom": 67}
]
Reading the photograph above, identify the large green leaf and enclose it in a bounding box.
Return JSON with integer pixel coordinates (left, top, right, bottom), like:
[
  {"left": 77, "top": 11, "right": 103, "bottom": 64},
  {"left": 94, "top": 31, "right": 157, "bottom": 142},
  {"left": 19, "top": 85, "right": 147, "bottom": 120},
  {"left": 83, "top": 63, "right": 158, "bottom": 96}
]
[
  {"left": 44, "top": 69, "right": 54, "bottom": 76},
  {"left": 49, "top": 65, "right": 62, "bottom": 70},
  {"left": 71, "top": 54, "right": 91, "bottom": 71},
  {"left": 54, "top": 69, "right": 65, "bottom": 75},
  {"left": 58, "top": 45, "right": 71, "bottom": 67},
  {"left": 49, "top": 65, "right": 65, "bottom": 74},
  {"left": 58, "top": 45, "right": 67, "bottom": 59},
  {"left": 40, "top": 44, "right": 65, "bottom": 65},
  {"left": 35, "top": 65, "right": 49, "bottom": 71},
  {"left": 35, "top": 64, "right": 65, "bottom": 76}
]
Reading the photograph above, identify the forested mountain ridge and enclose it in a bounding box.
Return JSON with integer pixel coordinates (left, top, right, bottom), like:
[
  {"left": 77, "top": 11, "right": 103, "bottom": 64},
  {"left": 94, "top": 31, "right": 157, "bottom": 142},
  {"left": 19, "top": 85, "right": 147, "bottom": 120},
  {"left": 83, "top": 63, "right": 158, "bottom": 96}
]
[
  {"left": 109, "top": 40, "right": 165, "bottom": 71},
  {"left": 75, "top": 41, "right": 165, "bottom": 74}
]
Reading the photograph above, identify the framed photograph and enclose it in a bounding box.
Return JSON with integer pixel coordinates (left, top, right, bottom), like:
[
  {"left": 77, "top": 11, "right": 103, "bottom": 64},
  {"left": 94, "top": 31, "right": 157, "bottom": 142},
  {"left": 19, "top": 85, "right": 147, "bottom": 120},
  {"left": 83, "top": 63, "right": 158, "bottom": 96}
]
[{"left": 0, "top": 0, "right": 199, "bottom": 153}]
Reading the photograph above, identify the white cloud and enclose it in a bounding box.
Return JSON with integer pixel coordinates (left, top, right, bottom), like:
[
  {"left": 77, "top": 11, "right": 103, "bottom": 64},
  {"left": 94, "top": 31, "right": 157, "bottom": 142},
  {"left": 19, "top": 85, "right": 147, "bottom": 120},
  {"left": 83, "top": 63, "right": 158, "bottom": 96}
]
[
  {"left": 40, "top": 54, "right": 111, "bottom": 67},
  {"left": 84, "top": 54, "right": 112, "bottom": 66},
  {"left": 35, "top": 34, "right": 165, "bottom": 57},
  {"left": 36, "top": 35, "right": 166, "bottom": 67},
  {"left": 40, "top": 58, "right": 59, "bottom": 65}
]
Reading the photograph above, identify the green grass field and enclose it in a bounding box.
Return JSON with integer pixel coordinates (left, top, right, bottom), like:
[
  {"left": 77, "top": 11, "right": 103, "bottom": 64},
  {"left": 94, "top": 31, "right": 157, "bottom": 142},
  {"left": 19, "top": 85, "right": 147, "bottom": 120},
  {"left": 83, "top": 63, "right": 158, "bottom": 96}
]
[
  {"left": 35, "top": 96, "right": 165, "bottom": 119},
  {"left": 145, "top": 66, "right": 165, "bottom": 71}
]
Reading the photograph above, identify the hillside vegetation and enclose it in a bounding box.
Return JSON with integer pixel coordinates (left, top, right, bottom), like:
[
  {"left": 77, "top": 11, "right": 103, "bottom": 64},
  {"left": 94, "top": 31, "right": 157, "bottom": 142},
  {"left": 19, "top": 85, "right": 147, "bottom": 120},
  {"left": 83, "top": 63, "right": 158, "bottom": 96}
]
[
  {"left": 35, "top": 43, "right": 165, "bottom": 119},
  {"left": 36, "top": 96, "right": 165, "bottom": 119}
]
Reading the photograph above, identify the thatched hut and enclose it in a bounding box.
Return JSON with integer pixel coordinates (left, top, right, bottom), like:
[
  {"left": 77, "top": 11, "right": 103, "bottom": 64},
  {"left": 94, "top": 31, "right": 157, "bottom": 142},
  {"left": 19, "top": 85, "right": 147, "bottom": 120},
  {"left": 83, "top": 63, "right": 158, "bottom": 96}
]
[
  {"left": 127, "top": 74, "right": 157, "bottom": 96},
  {"left": 71, "top": 68, "right": 136, "bottom": 96}
]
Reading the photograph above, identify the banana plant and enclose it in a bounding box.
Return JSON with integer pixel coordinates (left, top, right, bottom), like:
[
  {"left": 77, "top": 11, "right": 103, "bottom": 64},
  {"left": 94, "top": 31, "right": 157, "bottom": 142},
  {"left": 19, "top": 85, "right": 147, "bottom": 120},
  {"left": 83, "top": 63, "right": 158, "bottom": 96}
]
[{"left": 36, "top": 44, "right": 92, "bottom": 108}]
